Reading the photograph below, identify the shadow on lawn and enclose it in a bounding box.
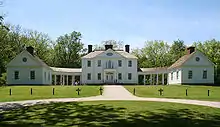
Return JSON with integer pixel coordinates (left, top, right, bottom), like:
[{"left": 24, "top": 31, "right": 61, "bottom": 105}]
[{"left": 0, "top": 102, "right": 220, "bottom": 127}]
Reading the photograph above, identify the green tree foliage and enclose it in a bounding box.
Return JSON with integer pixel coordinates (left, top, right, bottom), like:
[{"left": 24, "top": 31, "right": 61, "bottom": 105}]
[
  {"left": 169, "top": 39, "right": 186, "bottom": 63},
  {"left": 94, "top": 40, "right": 124, "bottom": 50},
  {"left": 54, "top": 31, "right": 84, "bottom": 68},
  {"left": 132, "top": 40, "right": 172, "bottom": 68}
]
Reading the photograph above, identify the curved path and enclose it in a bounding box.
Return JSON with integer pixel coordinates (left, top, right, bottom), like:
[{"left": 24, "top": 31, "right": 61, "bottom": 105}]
[{"left": 0, "top": 85, "right": 220, "bottom": 111}]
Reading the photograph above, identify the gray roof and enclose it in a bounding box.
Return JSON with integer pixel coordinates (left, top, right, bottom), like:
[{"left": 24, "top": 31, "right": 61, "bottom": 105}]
[
  {"left": 139, "top": 67, "right": 168, "bottom": 73},
  {"left": 50, "top": 67, "right": 82, "bottom": 73},
  {"left": 82, "top": 50, "right": 137, "bottom": 59}
]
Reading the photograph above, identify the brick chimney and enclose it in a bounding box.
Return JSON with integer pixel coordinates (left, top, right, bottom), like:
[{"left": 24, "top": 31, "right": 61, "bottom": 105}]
[
  {"left": 105, "top": 45, "right": 113, "bottom": 50},
  {"left": 26, "top": 46, "right": 34, "bottom": 56},
  {"left": 88, "top": 45, "right": 92, "bottom": 53},
  {"left": 187, "top": 46, "right": 195, "bottom": 54},
  {"left": 125, "top": 45, "right": 130, "bottom": 53}
]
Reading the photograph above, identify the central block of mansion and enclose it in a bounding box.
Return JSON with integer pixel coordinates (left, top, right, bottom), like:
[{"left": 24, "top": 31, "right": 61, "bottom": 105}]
[{"left": 6, "top": 44, "right": 215, "bottom": 85}]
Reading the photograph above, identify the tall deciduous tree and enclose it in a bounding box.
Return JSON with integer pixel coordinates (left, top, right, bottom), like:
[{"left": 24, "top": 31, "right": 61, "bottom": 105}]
[
  {"left": 54, "top": 31, "right": 84, "bottom": 68},
  {"left": 169, "top": 39, "right": 186, "bottom": 63},
  {"left": 94, "top": 40, "right": 124, "bottom": 50}
]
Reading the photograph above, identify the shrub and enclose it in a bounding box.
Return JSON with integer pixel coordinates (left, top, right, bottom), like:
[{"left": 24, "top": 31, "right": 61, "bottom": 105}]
[{"left": 0, "top": 73, "right": 6, "bottom": 86}]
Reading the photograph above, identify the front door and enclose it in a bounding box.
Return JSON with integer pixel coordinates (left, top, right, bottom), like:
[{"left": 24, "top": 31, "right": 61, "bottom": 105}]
[{"left": 105, "top": 73, "right": 114, "bottom": 84}]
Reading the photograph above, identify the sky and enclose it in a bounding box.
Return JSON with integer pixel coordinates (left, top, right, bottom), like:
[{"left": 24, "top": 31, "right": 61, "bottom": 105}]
[{"left": 1, "top": 0, "right": 220, "bottom": 49}]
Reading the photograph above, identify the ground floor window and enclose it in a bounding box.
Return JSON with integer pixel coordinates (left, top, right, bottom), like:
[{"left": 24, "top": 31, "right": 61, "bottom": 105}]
[
  {"left": 203, "top": 70, "right": 207, "bottom": 79},
  {"left": 14, "top": 71, "right": 19, "bottom": 80},
  {"left": 87, "top": 73, "right": 91, "bottom": 80},
  {"left": 98, "top": 73, "right": 101, "bottom": 80},
  {"left": 171, "top": 72, "right": 173, "bottom": 80},
  {"left": 30, "top": 71, "right": 35, "bottom": 80},
  {"left": 128, "top": 73, "right": 132, "bottom": 80},
  {"left": 118, "top": 73, "right": 122, "bottom": 80},
  {"left": 176, "top": 71, "right": 179, "bottom": 79},
  {"left": 188, "top": 70, "right": 193, "bottom": 79}
]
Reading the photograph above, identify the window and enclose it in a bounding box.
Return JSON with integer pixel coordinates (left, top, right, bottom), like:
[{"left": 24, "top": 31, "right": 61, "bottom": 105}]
[
  {"left": 128, "top": 60, "right": 132, "bottom": 67},
  {"left": 118, "top": 73, "right": 122, "bottom": 80},
  {"left": 118, "top": 60, "right": 122, "bottom": 67},
  {"left": 171, "top": 72, "right": 173, "bottom": 80},
  {"left": 188, "top": 70, "right": 193, "bottom": 79},
  {"left": 128, "top": 73, "right": 132, "bottom": 80},
  {"left": 176, "top": 71, "right": 179, "bottom": 79},
  {"left": 98, "top": 73, "right": 101, "bottom": 80},
  {"left": 44, "top": 72, "right": 46, "bottom": 80},
  {"left": 22, "top": 57, "right": 27, "bottom": 62},
  {"left": 97, "top": 60, "right": 101, "bottom": 67},
  {"left": 203, "top": 70, "right": 207, "bottom": 79},
  {"left": 87, "top": 60, "right": 91, "bottom": 67},
  {"left": 87, "top": 73, "right": 91, "bottom": 80},
  {"left": 14, "top": 71, "right": 19, "bottom": 80},
  {"left": 30, "top": 71, "right": 35, "bottom": 80},
  {"left": 48, "top": 72, "right": 50, "bottom": 81}
]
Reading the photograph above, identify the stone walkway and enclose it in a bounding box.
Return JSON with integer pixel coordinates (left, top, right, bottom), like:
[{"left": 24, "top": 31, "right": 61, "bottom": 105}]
[{"left": 0, "top": 85, "right": 220, "bottom": 111}]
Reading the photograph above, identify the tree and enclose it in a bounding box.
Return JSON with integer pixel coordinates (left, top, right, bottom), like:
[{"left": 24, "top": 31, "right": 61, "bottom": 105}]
[
  {"left": 54, "top": 31, "right": 84, "bottom": 68},
  {"left": 132, "top": 40, "right": 171, "bottom": 68},
  {"left": 169, "top": 39, "right": 186, "bottom": 63},
  {"left": 94, "top": 40, "right": 124, "bottom": 50}
]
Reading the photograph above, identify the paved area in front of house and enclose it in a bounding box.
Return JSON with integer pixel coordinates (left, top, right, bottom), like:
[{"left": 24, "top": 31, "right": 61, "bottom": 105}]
[{"left": 0, "top": 85, "right": 220, "bottom": 111}]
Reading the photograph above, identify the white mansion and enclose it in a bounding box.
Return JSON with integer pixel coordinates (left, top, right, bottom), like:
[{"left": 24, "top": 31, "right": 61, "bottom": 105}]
[{"left": 6, "top": 44, "right": 215, "bottom": 85}]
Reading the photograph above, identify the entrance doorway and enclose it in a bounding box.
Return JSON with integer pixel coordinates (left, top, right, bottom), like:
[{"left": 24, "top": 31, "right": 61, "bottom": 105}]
[{"left": 105, "top": 73, "right": 114, "bottom": 84}]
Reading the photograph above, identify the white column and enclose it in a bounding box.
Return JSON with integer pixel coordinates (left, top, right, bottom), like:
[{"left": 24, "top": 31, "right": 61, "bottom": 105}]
[
  {"left": 67, "top": 75, "right": 69, "bottom": 85},
  {"left": 156, "top": 73, "right": 159, "bottom": 85},
  {"left": 144, "top": 75, "right": 146, "bottom": 85},
  {"left": 150, "top": 74, "right": 152, "bottom": 85},
  {"left": 62, "top": 75, "right": 65, "bottom": 85},
  {"left": 162, "top": 73, "right": 164, "bottom": 85},
  {"left": 54, "top": 74, "right": 56, "bottom": 85}
]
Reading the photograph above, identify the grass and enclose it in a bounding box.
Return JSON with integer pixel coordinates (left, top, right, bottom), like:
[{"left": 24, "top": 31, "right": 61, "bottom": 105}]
[
  {"left": 0, "top": 86, "right": 101, "bottom": 102},
  {"left": 125, "top": 85, "right": 220, "bottom": 101},
  {"left": 0, "top": 101, "right": 220, "bottom": 127}
]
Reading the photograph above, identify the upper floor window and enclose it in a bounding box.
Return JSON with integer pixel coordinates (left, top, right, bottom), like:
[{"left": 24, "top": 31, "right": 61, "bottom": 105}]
[
  {"left": 107, "top": 60, "right": 113, "bottom": 69},
  {"left": 203, "top": 70, "right": 207, "bottom": 79},
  {"left": 128, "top": 73, "right": 132, "bottom": 80},
  {"left": 171, "top": 72, "right": 173, "bottom": 80},
  {"left": 98, "top": 73, "right": 101, "bottom": 80},
  {"left": 118, "top": 73, "right": 122, "bottom": 80},
  {"left": 97, "top": 60, "right": 101, "bottom": 67},
  {"left": 176, "top": 71, "right": 179, "bottom": 79},
  {"left": 188, "top": 70, "right": 193, "bottom": 79},
  {"left": 30, "top": 71, "right": 35, "bottom": 80},
  {"left": 14, "top": 71, "right": 19, "bottom": 80},
  {"left": 118, "top": 60, "right": 122, "bottom": 67},
  {"left": 128, "top": 60, "right": 132, "bottom": 67},
  {"left": 87, "top": 60, "right": 91, "bottom": 67},
  {"left": 87, "top": 73, "right": 91, "bottom": 80}
]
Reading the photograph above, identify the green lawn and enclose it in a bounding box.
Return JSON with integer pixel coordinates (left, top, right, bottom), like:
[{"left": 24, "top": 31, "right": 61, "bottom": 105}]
[
  {"left": 125, "top": 85, "right": 220, "bottom": 101},
  {"left": 0, "top": 86, "right": 100, "bottom": 102},
  {"left": 0, "top": 101, "right": 220, "bottom": 127}
]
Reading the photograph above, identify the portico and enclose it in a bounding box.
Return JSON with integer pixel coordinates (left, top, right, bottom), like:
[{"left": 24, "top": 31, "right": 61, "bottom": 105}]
[
  {"left": 103, "top": 69, "right": 116, "bottom": 84},
  {"left": 138, "top": 67, "right": 168, "bottom": 85},
  {"left": 50, "top": 67, "right": 82, "bottom": 85}
]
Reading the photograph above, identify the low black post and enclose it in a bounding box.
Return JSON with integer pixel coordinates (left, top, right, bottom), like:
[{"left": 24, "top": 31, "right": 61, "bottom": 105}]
[
  {"left": 133, "top": 88, "right": 136, "bottom": 95},
  {"left": 186, "top": 88, "right": 188, "bottom": 96},
  {"left": 158, "top": 88, "right": 163, "bottom": 96},
  {"left": 9, "top": 88, "right": 12, "bottom": 95},
  {"left": 53, "top": 88, "right": 55, "bottom": 95},
  {"left": 76, "top": 88, "right": 81, "bottom": 95},
  {"left": 99, "top": 87, "right": 103, "bottom": 95},
  {"left": 208, "top": 89, "right": 210, "bottom": 96},
  {"left": 30, "top": 88, "right": 32, "bottom": 95}
]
